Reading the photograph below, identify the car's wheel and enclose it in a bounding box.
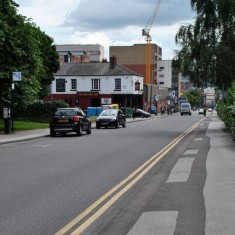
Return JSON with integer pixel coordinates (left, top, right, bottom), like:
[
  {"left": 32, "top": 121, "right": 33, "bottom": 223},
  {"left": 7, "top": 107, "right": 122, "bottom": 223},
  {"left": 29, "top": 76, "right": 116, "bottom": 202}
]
[
  {"left": 76, "top": 123, "right": 82, "bottom": 136},
  {"left": 181, "top": 113, "right": 183, "bottom": 116},
  {"left": 96, "top": 124, "right": 100, "bottom": 129},
  {"left": 122, "top": 121, "right": 126, "bottom": 128},
  {"left": 115, "top": 121, "right": 119, "bottom": 128},
  {"left": 86, "top": 124, "right": 91, "bottom": 134},
  {"left": 50, "top": 128, "right": 56, "bottom": 137}
]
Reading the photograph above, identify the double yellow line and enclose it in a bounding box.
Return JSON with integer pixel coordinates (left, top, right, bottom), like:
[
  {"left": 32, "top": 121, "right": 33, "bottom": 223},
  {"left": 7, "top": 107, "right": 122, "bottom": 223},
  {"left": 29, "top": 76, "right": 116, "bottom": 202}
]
[{"left": 56, "top": 121, "right": 201, "bottom": 235}]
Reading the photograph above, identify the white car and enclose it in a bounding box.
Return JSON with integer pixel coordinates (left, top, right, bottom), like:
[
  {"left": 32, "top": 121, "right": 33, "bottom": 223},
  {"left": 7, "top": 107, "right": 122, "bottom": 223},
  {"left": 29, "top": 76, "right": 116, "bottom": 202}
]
[{"left": 199, "top": 108, "right": 205, "bottom": 115}]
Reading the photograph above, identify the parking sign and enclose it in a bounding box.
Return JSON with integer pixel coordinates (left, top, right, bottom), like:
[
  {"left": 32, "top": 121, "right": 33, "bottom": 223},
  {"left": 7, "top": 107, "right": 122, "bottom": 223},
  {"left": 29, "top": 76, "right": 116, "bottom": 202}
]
[{"left": 12, "top": 72, "right": 22, "bottom": 81}]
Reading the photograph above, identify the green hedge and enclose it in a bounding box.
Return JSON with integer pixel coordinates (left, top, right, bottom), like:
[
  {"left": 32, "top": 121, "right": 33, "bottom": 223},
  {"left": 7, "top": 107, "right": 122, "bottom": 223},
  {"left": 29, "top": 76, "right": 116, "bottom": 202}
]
[
  {"left": 14, "top": 100, "right": 68, "bottom": 123},
  {"left": 217, "top": 82, "right": 235, "bottom": 133}
]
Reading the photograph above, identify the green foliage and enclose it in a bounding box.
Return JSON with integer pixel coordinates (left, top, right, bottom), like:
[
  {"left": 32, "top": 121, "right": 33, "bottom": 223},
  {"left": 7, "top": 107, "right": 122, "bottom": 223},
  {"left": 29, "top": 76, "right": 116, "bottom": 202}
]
[
  {"left": 0, "top": 120, "right": 48, "bottom": 133},
  {"left": 217, "top": 83, "right": 235, "bottom": 132},
  {"left": 14, "top": 100, "right": 68, "bottom": 122},
  {"left": 173, "top": 0, "right": 235, "bottom": 89},
  {"left": 0, "top": 0, "right": 60, "bottom": 108},
  {"left": 181, "top": 88, "right": 201, "bottom": 107}
]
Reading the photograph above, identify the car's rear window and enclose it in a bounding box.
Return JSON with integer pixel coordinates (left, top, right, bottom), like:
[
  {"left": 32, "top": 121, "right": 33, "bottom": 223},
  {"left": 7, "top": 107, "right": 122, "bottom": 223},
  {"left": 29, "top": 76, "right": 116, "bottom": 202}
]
[
  {"left": 100, "top": 110, "right": 117, "bottom": 116},
  {"left": 181, "top": 104, "right": 190, "bottom": 108},
  {"left": 55, "top": 109, "right": 75, "bottom": 116}
]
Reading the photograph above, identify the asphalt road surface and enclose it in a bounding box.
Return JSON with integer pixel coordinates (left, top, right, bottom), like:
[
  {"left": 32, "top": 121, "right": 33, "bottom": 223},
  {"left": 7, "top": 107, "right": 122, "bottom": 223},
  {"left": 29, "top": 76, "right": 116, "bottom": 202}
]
[{"left": 0, "top": 113, "right": 207, "bottom": 235}]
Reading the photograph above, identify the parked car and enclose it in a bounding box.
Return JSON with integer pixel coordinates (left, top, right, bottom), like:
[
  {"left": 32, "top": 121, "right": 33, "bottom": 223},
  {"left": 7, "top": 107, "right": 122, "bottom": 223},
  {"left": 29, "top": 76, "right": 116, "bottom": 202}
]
[
  {"left": 49, "top": 108, "right": 91, "bottom": 137},
  {"left": 96, "top": 109, "right": 126, "bottom": 129},
  {"left": 134, "top": 109, "right": 151, "bottom": 118},
  {"left": 198, "top": 108, "right": 205, "bottom": 115},
  {"left": 208, "top": 108, "right": 213, "bottom": 112}
]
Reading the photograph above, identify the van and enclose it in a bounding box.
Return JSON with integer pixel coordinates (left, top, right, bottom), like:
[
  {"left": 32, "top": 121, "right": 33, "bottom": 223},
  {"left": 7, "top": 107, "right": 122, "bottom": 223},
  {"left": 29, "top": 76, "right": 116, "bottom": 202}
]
[{"left": 180, "top": 103, "right": 192, "bottom": 116}]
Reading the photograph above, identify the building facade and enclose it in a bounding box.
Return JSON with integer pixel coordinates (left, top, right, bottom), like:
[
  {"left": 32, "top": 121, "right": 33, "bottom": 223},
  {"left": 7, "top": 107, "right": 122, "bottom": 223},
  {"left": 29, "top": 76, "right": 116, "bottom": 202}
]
[
  {"left": 109, "top": 43, "right": 162, "bottom": 110},
  {"left": 56, "top": 44, "right": 105, "bottom": 63},
  {"left": 110, "top": 43, "right": 162, "bottom": 84},
  {"left": 45, "top": 59, "right": 144, "bottom": 111},
  {"left": 156, "top": 60, "right": 172, "bottom": 89}
]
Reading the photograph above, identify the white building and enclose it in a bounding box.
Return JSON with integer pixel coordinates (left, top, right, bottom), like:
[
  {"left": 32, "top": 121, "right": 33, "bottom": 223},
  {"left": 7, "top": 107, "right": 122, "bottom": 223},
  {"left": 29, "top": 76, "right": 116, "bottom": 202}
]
[
  {"left": 45, "top": 58, "right": 144, "bottom": 110},
  {"left": 157, "top": 60, "right": 172, "bottom": 89},
  {"left": 204, "top": 87, "right": 215, "bottom": 107}
]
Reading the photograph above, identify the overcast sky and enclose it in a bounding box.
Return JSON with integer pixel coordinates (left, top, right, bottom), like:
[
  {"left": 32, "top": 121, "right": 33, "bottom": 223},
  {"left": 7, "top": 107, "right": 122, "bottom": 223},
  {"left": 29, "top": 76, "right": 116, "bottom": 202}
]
[{"left": 16, "top": 0, "right": 196, "bottom": 60}]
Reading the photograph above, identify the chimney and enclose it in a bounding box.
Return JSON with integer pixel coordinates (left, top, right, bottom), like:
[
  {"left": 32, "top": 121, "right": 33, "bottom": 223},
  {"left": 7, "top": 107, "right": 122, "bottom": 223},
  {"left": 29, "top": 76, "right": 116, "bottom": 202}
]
[{"left": 110, "top": 55, "right": 117, "bottom": 69}]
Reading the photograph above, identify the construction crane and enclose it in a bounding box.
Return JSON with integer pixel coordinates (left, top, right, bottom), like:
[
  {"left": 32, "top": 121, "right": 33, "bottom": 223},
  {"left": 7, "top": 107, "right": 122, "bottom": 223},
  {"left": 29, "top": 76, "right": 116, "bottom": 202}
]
[{"left": 142, "top": 0, "right": 163, "bottom": 84}]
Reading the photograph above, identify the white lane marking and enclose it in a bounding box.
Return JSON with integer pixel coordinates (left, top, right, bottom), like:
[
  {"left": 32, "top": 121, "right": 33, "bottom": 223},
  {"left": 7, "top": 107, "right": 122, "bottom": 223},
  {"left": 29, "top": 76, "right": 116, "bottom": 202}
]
[
  {"left": 183, "top": 149, "right": 199, "bottom": 155},
  {"left": 194, "top": 138, "right": 203, "bottom": 141},
  {"left": 32, "top": 144, "right": 52, "bottom": 148},
  {"left": 0, "top": 144, "right": 18, "bottom": 147},
  {"left": 166, "top": 157, "right": 195, "bottom": 183},
  {"left": 127, "top": 211, "right": 178, "bottom": 235}
]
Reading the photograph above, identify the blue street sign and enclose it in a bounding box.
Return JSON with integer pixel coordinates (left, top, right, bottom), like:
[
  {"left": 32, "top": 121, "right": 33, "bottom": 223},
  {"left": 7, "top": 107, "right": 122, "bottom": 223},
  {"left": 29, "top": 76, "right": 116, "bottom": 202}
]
[{"left": 12, "top": 72, "right": 22, "bottom": 81}]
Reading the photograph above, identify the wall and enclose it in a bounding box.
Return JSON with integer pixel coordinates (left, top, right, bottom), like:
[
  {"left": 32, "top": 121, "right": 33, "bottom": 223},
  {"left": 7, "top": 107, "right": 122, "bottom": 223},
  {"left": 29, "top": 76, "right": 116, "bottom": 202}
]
[
  {"left": 51, "top": 75, "right": 143, "bottom": 95},
  {"left": 157, "top": 60, "right": 172, "bottom": 88}
]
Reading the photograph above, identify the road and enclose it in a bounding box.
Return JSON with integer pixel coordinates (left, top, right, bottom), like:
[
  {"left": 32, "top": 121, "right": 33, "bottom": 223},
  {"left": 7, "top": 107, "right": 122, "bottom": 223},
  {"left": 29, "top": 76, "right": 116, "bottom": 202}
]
[{"left": 0, "top": 113, "right": 206, "bottom": 234}]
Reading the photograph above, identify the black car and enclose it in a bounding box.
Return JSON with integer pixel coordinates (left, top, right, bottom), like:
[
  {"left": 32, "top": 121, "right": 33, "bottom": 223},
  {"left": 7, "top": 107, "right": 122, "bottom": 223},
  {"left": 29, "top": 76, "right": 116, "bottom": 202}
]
[
  {"left": 134, "top": 109, "right": 150, "bottom": 118},
  {"left": 96, "top": 109, "right": 126, "bottom": 129},
  {"left": 49, "top": 108, "right": 91, "bottom": 137}
]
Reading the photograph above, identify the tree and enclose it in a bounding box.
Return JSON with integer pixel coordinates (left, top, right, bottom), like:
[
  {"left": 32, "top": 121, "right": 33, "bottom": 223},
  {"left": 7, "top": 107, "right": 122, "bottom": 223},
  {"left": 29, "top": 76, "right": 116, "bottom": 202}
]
[
  {"left": 173, "top": 0, "right": 235, "bottom": 90},
  {"left": 181, "top": 88, "right": 201, "bottom": 107},
  {"left": 0, "top": 0, "right": 59, "bottom": 109}
]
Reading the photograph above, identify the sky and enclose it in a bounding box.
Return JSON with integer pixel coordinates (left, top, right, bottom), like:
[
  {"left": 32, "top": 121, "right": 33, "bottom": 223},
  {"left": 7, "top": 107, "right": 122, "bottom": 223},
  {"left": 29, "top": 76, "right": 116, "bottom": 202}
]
[{"left": 16, "top": 0, "right": 196, "bottom": 60}]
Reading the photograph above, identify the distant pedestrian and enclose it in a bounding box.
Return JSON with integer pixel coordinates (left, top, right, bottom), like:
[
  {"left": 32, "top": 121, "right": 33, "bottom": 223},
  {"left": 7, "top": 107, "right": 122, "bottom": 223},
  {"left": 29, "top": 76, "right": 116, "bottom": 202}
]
[
  {"left": 132, "top": 106, "right": 136, "bottom": 119},
  {"left": 204, "top": 107, "right": 206, "bottom": 117}
]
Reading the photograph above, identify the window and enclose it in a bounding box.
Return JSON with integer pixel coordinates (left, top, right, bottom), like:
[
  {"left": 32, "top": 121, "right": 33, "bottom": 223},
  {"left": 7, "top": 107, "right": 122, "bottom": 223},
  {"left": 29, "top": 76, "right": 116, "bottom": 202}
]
[
  {"left": 115, "top": 78, "right": 121, "bottom": 90},
  {"left": 56, "top": 79, "right": 66, "bottom": 92},
  {"left": 160, "top": 82, "right": 164, "bottom": 84},
  {"left": 159, "top": 74, "right": 164, "bottom": 78},
  {"left": 160, "top": 66, "right": 164, "bottom": 69},
  {"left": 91, "top": 79, "right": 100, "bottom": 90},
  {"left": 71, "top": 79, "right": 77, "bottom": 90}
]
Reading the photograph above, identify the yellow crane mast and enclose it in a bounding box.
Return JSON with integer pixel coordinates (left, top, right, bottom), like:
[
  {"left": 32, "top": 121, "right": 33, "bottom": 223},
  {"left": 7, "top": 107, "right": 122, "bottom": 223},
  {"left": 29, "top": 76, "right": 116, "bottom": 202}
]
[{"left": 142, "top": 0, "right": 163, "bottom": 84}]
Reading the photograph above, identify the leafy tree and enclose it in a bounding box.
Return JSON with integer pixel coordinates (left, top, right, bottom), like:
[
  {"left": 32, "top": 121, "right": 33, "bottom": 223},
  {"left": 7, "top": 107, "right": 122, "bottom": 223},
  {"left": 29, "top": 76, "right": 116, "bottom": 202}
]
[
  {"left": 0, "top": 0, "right": 59, "bottom": 110},
  {"left": 180, "top": 88, "right": 201, "bottom": 107},
  {"left": 173, "top": 0, "right": 235, "bottom": 90}
]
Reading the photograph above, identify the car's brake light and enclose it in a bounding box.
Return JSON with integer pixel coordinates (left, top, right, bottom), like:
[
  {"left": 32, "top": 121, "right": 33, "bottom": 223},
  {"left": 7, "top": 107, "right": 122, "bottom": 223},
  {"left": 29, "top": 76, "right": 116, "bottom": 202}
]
[{"left": 74, "top": 116, "right": 80, "bottom": 122}]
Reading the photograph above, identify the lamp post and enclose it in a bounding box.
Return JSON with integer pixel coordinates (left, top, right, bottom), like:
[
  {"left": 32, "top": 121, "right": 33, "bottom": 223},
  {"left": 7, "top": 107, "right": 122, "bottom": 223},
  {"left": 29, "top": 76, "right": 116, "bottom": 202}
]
[{"left": 150, "top": 69, "right": 156, "bottom": 111}]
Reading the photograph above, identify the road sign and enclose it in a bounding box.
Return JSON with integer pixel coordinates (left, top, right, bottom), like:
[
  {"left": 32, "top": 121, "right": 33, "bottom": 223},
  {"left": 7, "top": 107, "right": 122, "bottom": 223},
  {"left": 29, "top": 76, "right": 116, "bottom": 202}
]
[{"left": 12, "top": 72, "right": 22, "bottom": 81}]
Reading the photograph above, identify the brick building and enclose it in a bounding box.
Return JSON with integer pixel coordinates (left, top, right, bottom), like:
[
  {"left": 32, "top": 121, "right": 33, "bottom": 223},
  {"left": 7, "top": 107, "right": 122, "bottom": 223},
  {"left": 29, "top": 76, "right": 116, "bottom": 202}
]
[
  {"left": 56, "top": 44, "right": 105, "bottom": 63},
  {"left": 109, "top": 44, "right": 168, "bottom": 111}
]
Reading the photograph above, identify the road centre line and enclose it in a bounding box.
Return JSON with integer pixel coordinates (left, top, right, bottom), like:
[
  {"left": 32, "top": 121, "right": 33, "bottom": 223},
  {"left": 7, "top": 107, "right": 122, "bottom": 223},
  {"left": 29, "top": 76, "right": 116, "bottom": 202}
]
[{"left": 55, "top": 120, "right": 202, "bottom": 235}]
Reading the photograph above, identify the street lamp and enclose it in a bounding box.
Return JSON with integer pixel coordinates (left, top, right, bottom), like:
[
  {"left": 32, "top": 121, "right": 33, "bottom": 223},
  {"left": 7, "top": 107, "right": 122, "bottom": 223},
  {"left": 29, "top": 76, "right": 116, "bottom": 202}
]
[{"left": 150, "top": 69, "right": 156, "bottom": 107}]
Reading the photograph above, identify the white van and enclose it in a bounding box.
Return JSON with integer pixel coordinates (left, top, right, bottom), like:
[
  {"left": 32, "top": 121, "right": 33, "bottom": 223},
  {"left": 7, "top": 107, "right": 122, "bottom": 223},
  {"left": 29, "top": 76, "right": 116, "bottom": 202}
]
[{"left": 180, "top": 103, "right": 192, "bottom": 116}]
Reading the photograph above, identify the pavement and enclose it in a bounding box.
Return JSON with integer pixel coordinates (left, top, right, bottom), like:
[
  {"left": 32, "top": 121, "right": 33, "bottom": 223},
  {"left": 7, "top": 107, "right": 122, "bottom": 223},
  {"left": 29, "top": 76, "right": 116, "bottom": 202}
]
[{"left": 0, "top": 112, "right": 235, "bottom": 234}]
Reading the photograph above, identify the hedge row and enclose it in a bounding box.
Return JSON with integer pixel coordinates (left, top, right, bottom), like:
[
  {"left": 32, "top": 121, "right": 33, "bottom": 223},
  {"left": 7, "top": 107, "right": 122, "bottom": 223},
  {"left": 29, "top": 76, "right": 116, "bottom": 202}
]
[
  {"left": 216, "top": 82, "right": 235, "bottom": 134},
  {"left": 14, "top": 100, "right": 68, "bottom": 122}
]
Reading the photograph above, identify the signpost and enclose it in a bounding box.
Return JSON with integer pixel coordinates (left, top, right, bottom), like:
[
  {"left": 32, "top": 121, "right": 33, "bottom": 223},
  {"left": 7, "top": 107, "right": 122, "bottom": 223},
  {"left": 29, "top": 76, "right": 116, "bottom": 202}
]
[
  {"left": 11, "top": 72, "right": 22, "bottom": 133},
  {"left": 12, "top": 72, "right": 22, "bottom": 81}
]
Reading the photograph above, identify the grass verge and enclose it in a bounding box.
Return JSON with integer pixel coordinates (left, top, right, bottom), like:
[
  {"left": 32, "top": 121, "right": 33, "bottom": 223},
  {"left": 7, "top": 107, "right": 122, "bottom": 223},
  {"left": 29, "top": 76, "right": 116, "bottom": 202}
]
[{"left": 0, "top": 120, "right": 49, "bottom": 133}]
